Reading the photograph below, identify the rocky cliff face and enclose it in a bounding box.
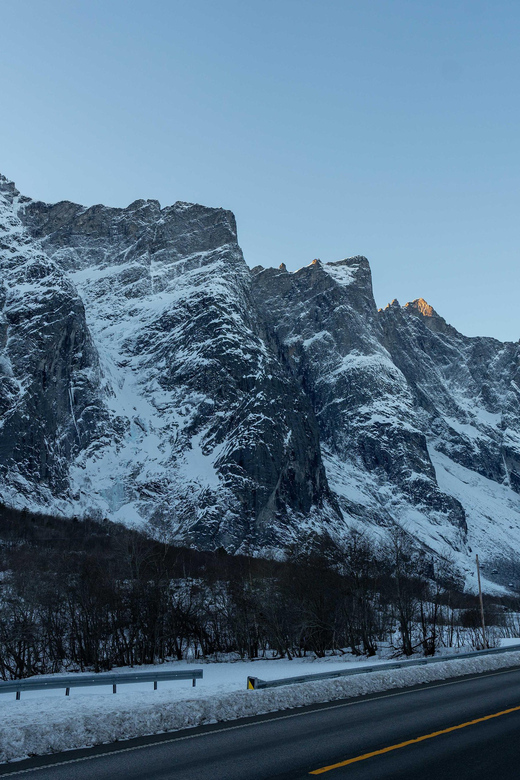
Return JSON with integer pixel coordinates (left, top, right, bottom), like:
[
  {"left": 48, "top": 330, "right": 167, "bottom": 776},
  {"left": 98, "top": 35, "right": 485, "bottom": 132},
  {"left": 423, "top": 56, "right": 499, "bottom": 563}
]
[
  {"left": 1, "top": 174, "right": 519, "bottom": 583},
  {"left": 1, "top": 175, "right": 334, "bottom": 552},
  {"left": 0, "top": 177, "right": 107, "bottom": 508},
  {"left": 252, "top": 260, "right": 467, "bottom": 553}
]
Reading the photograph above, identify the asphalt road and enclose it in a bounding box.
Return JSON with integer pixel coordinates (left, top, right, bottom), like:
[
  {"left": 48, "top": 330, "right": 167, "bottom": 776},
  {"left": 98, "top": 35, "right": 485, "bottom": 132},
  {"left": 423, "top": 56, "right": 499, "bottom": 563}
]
[{"left": 3, "top": 666, "right": 520, "bottom": 779}]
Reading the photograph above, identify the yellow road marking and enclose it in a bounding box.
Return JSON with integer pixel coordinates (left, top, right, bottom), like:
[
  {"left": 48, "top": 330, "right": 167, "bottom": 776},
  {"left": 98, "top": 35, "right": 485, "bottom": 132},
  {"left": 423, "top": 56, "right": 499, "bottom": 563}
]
[
  {"left": 310, "top": 703, "right": 520, "bottom": 774},
  {"left": 4, "top": 666, "right": 520, "bottom": 776}
]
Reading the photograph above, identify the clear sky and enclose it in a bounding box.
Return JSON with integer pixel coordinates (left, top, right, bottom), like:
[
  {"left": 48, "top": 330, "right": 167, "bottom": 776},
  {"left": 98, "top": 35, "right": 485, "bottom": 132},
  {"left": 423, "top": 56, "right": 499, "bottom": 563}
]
[{"left": 1, "top": 0, "right": 518, "bottom": 340}]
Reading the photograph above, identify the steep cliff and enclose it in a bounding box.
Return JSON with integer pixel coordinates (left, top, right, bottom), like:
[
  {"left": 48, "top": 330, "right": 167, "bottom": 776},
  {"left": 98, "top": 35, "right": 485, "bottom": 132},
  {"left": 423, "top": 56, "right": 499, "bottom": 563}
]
[
  {"left": 2, "top": 175, "right": 334, "bottom": 552},
  {"left": 1, "top": 174, "right": 520, "bottom": 583}
]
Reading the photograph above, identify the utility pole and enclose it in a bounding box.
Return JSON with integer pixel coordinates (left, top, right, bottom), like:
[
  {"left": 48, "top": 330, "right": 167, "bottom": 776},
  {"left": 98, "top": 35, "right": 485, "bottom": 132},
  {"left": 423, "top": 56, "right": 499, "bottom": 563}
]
[{"left": 476, "top": 554, "right": 487, "bottom": 649}]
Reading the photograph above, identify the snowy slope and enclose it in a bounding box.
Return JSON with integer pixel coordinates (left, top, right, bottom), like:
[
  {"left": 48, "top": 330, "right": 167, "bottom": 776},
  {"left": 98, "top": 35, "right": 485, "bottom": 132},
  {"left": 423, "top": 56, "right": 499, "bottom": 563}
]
[{"left": 430, "top": 447, "right": 520, "bottom": 589}]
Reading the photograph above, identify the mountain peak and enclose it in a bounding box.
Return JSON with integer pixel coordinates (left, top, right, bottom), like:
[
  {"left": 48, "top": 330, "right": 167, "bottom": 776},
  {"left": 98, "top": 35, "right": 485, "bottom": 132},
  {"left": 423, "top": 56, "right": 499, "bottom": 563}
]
[
  {"left": 404, "top": 298, "right": 438, "bottom": 318},
  {"left": 401, "top": 297, "right": 462, "bottom": 338},
  {"left": 0, "top": 173, "right": 20, "bottom": 203}
]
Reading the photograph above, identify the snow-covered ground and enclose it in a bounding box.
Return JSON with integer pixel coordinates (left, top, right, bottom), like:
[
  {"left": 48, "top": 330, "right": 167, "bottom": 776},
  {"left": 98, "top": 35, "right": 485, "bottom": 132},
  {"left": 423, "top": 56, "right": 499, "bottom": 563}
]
[
  {"left": 2, "top": 648, "right": 520, "bottom": 764},
  {"left": 0, "top": 655, "right": 392, "bottom": 706}
]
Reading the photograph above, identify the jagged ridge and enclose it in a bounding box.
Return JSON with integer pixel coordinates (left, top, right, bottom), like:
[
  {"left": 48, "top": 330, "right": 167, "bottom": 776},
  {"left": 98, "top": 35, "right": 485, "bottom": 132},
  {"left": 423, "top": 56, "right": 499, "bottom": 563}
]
[{"left": 1, "top": 174, "right": 520, "bottom": 587}]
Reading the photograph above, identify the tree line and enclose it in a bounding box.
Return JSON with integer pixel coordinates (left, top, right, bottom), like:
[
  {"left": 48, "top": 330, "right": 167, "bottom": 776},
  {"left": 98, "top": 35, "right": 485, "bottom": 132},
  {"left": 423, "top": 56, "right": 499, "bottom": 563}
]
[{"left": 0, "top": 503, "right": 512, "bottom": 680}]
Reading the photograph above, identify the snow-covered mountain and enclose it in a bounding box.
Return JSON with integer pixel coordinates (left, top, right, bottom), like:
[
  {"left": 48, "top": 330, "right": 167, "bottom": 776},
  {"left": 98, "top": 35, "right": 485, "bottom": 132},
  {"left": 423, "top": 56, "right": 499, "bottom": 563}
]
[{"left": 1, "top": 174, "right": 519, "bottom": 584}]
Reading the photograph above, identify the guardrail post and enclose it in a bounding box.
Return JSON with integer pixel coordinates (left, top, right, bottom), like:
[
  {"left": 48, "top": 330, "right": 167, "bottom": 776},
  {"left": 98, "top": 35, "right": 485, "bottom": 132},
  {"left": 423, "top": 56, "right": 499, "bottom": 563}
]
[
  {"left": 154, "top": 681, "right": 157, "bottom": 690},
  {"left": 247, "top": 676, "right": 258, "bottom": 690},
  {"left": 112, "top": 684, "right": 117, "bottom": 694},
  {"left": 66, "top": 687, "right": 70, "bottom": 696},
  {"left": 16, "top": 691, "right": 20, "bottom": 701},
  {"left": 192, "top": 678, "right": 196, "bottom": 687}
]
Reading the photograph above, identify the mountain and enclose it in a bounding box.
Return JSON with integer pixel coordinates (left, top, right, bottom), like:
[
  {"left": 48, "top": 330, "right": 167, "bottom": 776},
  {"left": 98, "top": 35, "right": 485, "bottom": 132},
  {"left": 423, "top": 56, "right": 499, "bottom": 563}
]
[{"left": 1, "top": 174, "right": 519, "bottom": 586}]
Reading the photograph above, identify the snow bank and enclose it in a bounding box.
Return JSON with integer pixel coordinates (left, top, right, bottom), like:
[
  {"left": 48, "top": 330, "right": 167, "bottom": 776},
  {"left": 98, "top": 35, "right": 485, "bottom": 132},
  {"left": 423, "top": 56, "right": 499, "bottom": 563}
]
[{"left": 2, "top": 651, "right": 520, "bottom": 763}]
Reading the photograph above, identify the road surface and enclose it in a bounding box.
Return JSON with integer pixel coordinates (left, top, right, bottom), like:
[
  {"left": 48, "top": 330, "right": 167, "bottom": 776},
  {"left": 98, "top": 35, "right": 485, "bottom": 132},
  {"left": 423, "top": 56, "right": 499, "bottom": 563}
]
[{"left": 2, "top": 665, "right": 520, "bottom": 778}]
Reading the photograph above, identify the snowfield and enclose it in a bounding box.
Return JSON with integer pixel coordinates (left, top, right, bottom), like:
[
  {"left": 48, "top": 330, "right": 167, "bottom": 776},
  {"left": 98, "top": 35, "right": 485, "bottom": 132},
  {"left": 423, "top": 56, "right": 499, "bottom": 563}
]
[{"left": 2, "top": 650, "right": 520, "bottom": 764}]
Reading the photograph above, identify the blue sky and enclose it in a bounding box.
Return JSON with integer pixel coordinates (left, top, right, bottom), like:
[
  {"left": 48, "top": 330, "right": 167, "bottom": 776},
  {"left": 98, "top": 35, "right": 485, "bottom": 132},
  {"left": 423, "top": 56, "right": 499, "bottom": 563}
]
[{"left": 1, "top": 0, "right": 519, "bottom": 340}]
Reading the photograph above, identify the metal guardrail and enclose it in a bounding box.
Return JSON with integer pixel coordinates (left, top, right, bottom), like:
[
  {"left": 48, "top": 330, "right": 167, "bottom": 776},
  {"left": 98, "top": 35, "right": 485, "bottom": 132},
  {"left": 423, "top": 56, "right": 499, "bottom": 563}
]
[
  {"left": 0, "top": 668, "right": 203, "bottom": 700},
  {"left": 246, "top": 644, "right": 520, "bottom": 690}
]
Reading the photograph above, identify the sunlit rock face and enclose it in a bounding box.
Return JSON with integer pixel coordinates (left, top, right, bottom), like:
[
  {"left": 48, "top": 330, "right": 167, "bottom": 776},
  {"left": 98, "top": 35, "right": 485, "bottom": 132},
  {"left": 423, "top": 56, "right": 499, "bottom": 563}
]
[{"left": 1, "top": 172, "right": 520, "bottom": 580}]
